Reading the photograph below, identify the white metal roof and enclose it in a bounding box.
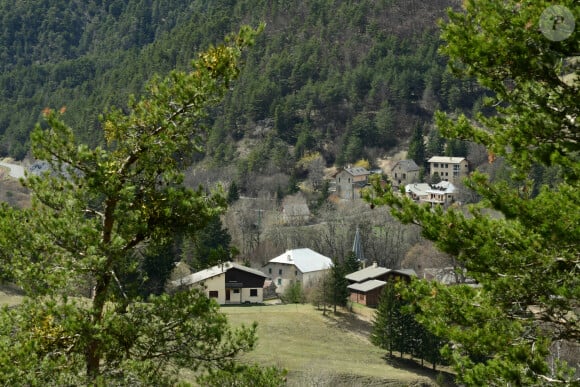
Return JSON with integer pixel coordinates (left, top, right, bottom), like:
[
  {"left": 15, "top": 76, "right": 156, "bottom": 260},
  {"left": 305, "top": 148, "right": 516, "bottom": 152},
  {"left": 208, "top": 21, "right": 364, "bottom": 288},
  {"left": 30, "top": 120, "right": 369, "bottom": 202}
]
[
  {"left": 427, "top": 156, "right": 467, "bottom": 164},
  {"left": 267, "top": 248, "right": 333, "bottom": 273}
]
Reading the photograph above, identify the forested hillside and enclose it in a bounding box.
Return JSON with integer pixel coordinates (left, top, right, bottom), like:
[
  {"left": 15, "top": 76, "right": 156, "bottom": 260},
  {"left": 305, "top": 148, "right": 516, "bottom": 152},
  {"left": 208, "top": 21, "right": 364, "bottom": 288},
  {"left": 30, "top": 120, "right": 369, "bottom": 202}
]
[{"left": 0, "top": 0, "right": 481, "bottom": 167}]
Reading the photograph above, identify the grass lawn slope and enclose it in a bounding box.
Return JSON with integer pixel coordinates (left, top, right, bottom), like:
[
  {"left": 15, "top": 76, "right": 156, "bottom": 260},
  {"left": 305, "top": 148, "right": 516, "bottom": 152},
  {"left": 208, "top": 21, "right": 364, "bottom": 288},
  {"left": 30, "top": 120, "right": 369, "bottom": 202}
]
[{"left": 224, "top": 303, "right": 445, "bottom": 386}]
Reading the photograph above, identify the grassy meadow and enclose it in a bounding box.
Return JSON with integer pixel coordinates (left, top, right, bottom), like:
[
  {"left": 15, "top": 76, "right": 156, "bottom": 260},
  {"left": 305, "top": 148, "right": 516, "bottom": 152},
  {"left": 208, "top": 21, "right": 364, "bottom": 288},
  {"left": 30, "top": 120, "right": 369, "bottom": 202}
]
[
  {"left": 0, "top": 288, "right": 451, "bottom": 386},
  {"left": 222, "top": 303, "right": 447, "bottom": 386}
]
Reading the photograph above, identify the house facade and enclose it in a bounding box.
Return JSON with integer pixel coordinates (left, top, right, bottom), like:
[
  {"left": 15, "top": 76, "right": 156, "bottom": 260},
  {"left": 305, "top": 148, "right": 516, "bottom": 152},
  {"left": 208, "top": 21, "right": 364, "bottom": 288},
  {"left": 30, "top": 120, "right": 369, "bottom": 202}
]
[
  {"left": 427, "top": 156, "right": 469, "bottom": 183},
  {"left": 345, "top": 263, "right": 417, "bottom": 307},
  {"left": 171, "top": 262, "right": 267, "bottom": 305},
  {"left": 405, "top": 181, "right": 456, "bottom": 207},
  {"left": 333, "top": 166, "right": 370, "bottom": 200},
  {"left": 263, "top": 248, "right": 333, "bottom": 294},
  {"left": 390, "top": 159, "right": 420, "bottom": 187}
]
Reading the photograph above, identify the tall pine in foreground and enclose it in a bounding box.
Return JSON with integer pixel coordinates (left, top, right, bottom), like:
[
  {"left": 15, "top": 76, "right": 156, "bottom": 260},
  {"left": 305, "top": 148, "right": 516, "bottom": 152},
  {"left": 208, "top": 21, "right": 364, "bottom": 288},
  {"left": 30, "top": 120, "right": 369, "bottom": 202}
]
[
  {"left": 367, "top": 1, "right": 579, "bottom": 384},
  {"left": 0, "top": 26, "right": 285, "bottom": 386}
]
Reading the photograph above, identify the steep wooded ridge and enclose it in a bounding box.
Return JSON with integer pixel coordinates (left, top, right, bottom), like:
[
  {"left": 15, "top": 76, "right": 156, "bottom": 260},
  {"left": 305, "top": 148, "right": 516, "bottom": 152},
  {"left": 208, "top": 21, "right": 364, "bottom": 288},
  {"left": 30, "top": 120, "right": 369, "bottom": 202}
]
[{"left": 0, "top": 0, "right": 475, "bottom": 165}]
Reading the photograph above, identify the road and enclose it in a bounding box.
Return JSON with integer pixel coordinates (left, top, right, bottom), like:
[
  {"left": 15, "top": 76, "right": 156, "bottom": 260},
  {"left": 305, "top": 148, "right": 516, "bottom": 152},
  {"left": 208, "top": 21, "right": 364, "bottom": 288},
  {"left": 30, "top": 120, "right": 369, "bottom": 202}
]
[{"left": 0, "top": 161, "right": 26, "bottom": 179}]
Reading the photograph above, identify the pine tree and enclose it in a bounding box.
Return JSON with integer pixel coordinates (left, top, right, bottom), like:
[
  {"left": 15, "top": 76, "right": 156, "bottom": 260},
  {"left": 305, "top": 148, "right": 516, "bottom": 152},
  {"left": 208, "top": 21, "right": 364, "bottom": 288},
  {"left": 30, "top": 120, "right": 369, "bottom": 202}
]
[
  {"left": 368, "top": 1, "right": 579, "bottom": 383},
  {"left": 407, "top": 123, "right": 425, "bottom": 166},
  {"left": 0, "top": 26, "right": 280, "bottom": 385}
]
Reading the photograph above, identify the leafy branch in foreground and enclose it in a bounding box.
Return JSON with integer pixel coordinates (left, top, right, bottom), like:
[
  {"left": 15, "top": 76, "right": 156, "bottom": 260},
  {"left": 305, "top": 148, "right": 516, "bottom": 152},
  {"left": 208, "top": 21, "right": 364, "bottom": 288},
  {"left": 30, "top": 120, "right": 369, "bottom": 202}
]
[
  {"left": 366, "top": 1, "right": 578, "bottom": 384},
  {"left": 0, "top": 25, "right": 287, "bottom": 386}
]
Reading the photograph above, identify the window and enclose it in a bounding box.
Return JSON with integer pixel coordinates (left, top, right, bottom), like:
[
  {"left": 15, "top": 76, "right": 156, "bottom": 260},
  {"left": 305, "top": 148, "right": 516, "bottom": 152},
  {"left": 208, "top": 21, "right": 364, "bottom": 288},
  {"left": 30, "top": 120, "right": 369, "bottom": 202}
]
[
  {"left": 278, "top": 269, "right": 282, "bottom": 275},
  {"left": 453, "top": 164, "right": 460, "bottom": 171},
  {"left": 233, "top": 289, "right": 240, "bottom": 294},
  {"left": 209, "top": 291, "right": 218, "bottom": 298},
  {"left": 250, "top": 289, "right": 258, "bottom": 297},
  {"left": 434, "top": 163, "right": 439, "bottom": 168},
  {"left": 277, "top": 278, "right": 282, "bottom": 285},
  {"left": 268, "top": 267, "right": 272, "bottom": 274},
  {"left": 295, "top": 270, "right": 298, "bottom": 276},
  {"left": 445, "top": 163, "right": 448, "bottom": 168}
]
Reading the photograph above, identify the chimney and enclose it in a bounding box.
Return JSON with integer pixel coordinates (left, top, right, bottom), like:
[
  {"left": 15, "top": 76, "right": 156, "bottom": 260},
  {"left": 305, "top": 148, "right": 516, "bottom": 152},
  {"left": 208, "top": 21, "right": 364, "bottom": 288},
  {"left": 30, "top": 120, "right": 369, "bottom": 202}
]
[
  {"left": 372, "top": 261, "right": 377, "bottom": 268},
  {"left": 287, "top": 254, "right": 292, "bottom": 261}
]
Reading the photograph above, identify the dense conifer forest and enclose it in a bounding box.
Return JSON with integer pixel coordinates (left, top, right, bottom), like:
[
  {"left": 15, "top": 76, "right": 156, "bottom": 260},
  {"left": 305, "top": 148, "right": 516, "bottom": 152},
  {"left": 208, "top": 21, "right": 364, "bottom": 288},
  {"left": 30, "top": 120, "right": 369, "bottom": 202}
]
[{"left": 0, "top": 0, "right": 482, "bottom": 166}]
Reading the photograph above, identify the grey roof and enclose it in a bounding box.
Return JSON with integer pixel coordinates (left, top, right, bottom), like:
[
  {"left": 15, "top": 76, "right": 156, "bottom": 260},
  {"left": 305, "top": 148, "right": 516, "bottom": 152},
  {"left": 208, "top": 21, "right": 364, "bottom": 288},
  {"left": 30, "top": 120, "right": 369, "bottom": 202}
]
[
  {"left": 172, "top": 262, "right": 266, "bottom": 287},
  {"left": 348, "top": 279, "right": 387, "bottom": 292},
  {"left": 427, "top": 156, "right": 467, "bottom": 164},
  {"left": 344, "top": 167, "right": 370, "bottom": 176},
  {"left": 267, "top": 248, "right": 333, "bottom": 273},
  {"left": 391, "top": 159, "right": 420, "bottom": 172},
  {"left": 345, "top": 265, "right": 390, "bottom": 283}
]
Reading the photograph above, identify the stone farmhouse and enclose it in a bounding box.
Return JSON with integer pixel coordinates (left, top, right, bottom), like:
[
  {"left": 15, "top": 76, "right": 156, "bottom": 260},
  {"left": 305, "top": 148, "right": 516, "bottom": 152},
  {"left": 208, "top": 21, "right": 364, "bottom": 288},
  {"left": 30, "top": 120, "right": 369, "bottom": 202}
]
[
  {"left": 333, "top": 166, "right": 370, "bottom": 200},
  {"left": 263, "top": 248, "right": 333, "bottom": 295},
  {"left": 390, "top": 159, "right": 420, "bottom": 187}
]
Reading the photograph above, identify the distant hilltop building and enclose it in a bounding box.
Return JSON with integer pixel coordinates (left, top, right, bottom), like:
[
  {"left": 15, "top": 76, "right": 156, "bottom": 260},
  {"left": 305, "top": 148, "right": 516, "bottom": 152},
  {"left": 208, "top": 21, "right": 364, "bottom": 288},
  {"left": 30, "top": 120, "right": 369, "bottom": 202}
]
[
  {"left": 405, "top": 181, "right": 457, "bottom": 208},
  {"left": 333, "top": 166, "right": 370, "bottom": 200},
  {"left": 389, "top": 159, "right": 420, "bottom": 187},
  {"left": 427, "top": 156, "right": 469, "bottom": 183}
]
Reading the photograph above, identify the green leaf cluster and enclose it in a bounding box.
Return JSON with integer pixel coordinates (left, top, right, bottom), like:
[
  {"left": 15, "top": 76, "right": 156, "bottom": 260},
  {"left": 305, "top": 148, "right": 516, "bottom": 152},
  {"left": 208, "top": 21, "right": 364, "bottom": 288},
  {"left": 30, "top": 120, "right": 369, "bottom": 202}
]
[
  {"left": 367, "top": 0, "right": 579, "bottom": 384},
  {"left": 0, "top": 27, "right": 275, "bottom": 385}
]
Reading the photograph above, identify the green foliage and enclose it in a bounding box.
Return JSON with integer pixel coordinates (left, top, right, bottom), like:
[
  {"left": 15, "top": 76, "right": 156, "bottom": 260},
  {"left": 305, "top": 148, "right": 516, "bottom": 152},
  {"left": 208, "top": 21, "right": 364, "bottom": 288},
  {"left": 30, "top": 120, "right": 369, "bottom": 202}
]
[
  {"left": 372, "top": 282, "right": 445, "bottom": 367},
  {"left": 182, "top": 214, "right": 235, "bottom": 271},
  {"left": 368, "top": 0, "right": 579, "bottom": 383},
  {"left": 0, "top": 0, "right": 482, "bottom": 166},
  {"left": 0, "top": 27, "right": 272, "bottom": 384},
  {"left": 198, "top": 363, "right": 287, "bottom": 387},
  {"left": 227, "top": 180, "right": 240, "bottom": 204},
  {"left": 282, "top": 281, "right": 305, "bottom": 304},
  {"left": 407, "top": 123, "right": 425, "bottom": 166}
]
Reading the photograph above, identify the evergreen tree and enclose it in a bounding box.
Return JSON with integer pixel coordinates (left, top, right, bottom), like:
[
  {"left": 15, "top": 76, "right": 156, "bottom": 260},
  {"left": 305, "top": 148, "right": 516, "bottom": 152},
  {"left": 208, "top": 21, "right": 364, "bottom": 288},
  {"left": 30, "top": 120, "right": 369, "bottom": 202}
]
[
  {"left": 407, "top": 123, "right": 425, "bottom": 165},
  {"left": 185, "top": 214, "right": 235, "bottom": 270},
  {"left": 368, "top": 1, "right": 579, "bottom": 383},
  {"left": 0, "top": 27, "right": 279, "bottom": 385},
  {"left": 344, "top": 251, "right": 360, "bottom": 274},
  {"left": 227, "top": 180, "right": 240, "bottom": 204},
  {"left": 330, "top": 260, "right": 349, "bottom": 313},
  {"left": 371, "top": 282, "right": 402, "bottom": 357},
  {"left": 426, "top": 128, "right": 445, "bottom": 158}
]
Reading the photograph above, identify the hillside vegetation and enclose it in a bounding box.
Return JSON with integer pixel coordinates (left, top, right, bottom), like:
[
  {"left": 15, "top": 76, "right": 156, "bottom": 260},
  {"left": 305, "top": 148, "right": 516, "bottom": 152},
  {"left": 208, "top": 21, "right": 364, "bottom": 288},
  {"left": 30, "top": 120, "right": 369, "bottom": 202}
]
[{"left": 0, "top": 0, "right": 482, "bottom": 168}]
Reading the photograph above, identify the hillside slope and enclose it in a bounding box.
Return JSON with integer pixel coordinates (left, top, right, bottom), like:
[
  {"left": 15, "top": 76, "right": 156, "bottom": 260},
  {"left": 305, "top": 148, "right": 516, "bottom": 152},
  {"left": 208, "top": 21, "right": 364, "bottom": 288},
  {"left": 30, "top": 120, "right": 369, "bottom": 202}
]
[{"left": 0, "top": 0, "right": 480, "bottom": 166}]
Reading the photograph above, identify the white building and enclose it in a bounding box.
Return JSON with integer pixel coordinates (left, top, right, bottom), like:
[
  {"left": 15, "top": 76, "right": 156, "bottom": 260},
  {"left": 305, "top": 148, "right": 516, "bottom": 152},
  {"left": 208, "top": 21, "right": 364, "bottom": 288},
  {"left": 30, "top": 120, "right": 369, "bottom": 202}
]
[
  {"left": 405, "top": 181, "right": 457, "bottom": 207},
  {"left": 263, "top": 248, "right": 333, "bottom": 294}
]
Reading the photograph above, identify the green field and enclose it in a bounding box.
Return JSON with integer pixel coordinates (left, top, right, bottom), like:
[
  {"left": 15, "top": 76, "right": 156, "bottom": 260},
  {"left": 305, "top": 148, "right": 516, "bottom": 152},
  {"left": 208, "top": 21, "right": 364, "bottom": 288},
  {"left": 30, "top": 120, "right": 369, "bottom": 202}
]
[
  {"left": 0, "top": 290, "right": 449, "bottom": 386},
  {"left": 222, "top": 303, "right": 446, "bottom": 386}
]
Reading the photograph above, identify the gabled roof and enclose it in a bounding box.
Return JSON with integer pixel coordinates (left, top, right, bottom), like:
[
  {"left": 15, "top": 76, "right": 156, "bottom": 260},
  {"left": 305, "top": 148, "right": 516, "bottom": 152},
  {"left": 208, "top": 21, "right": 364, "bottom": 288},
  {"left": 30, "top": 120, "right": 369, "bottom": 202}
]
[
  {"left": 345, "top": 166, "right": 370, "bottom": 176},
  {"left": 332, "top": 166, "right": 370, "bottom": 178},
  {"left": 347, "top": 279, "right": 386, "bottom": 292},
  {"left": 172, "top": 262, "right": 266, "bottom": 287},
  {"left": 391, "top": 159, "right": 420, "bottom": 172},
  {"left": 267, "top": 248, "right": 333, "bottom": 273},
  {"left": 427, "top": 156, "right": 467, "bottom": 164},
  {"left": 345, "top": 265, "right": 390, "bottom": 283}
]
